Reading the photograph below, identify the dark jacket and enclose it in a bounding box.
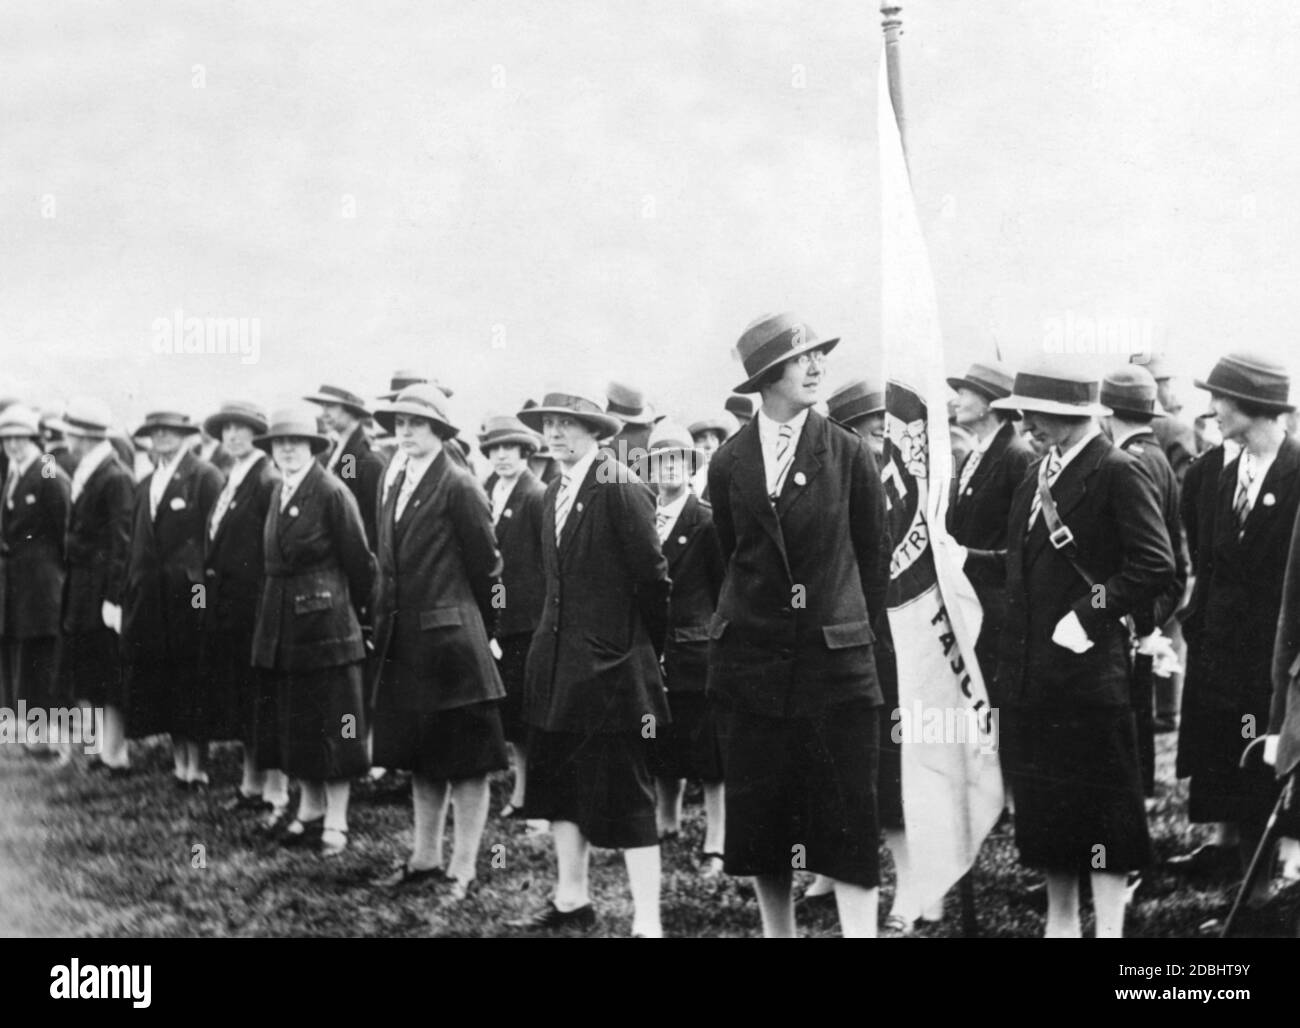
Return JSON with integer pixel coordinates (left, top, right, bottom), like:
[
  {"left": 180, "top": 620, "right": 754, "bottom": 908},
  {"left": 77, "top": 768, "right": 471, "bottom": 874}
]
[
  {"left": 1270, "top": 469, "right": 1300, "bottom": 779},
  {"left": 120, "top": 452, "right": 223, "bottom": 665},
  {"left": 967, "top": 433, "right": 1175, "bottom": 710},
  {"left": 706, "top": 411, "right": 890, "bottom": 718},
  {"left": 327, "top": 423, "right": 385, "bottom": 551},
  {"left": 523, "top": 450, "right": 671, "bottom": 734},
  {"left": 0, "top": 455, "right": 72, "bottom": 639},
  {"left": 62, "top": 452, "right": 133, "bottom": 635},
  {"left": 252, "top": 462, "right": 376, "bottom": 672},
  {"left": 1178, "top": 444, "right": 1228, "bottom": 642},
  {"left": 660, "top": 493, "right": 725, "bottom": 694},
  {"left": 1118, "top": 428, "right": 1188, "bottom": 632},
  {"left": 370, "top": 449, "right": 505, "bottom": 712},
  {"left": 203, "top": 454, "right": 279, "bottom": 637},
  {"left": 946, "top": 420, "right": 1033, "bottom": 683},
  {"left": 1178, "top": 436, "right": 1300, "bottom": 777},
  {"left": 485, "top": 468, "right": 547, "bottom": 639}
]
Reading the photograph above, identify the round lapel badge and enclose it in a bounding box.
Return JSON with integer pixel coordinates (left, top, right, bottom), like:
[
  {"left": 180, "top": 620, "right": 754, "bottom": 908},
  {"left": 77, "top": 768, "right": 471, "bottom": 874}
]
[
  {"left": 793, "top": 471, "right": 806, "bottom": 486},
  {"left": 1263, "top": 492, "right": 1276, "bottom": 507},
  {"left": 288, "top": 505, "right": 300, "bottom": 517}
]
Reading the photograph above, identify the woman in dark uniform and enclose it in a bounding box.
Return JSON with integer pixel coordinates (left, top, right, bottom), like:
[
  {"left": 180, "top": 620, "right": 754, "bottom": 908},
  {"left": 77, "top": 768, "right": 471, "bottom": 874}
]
[
  {"left": 198, "top": 401, "right": 284, "bottom": 815},
  {"left": 639, "top": 421, "right": 727, "bottom": 876},
  {"left": 368, "top": 386, "right": 508, "bottom": 901},
  {"left": 479, "top": 414, "right": 547, "bottom": 818},
  {"left": 250, "top": 404, "right": 375, "bottom": 857},
  {"left": 966, "top": 366, "right": 1174, "bottom": 937},
  {"left": 1170, "top": 354, "right": 1298, "bottom": 898}
]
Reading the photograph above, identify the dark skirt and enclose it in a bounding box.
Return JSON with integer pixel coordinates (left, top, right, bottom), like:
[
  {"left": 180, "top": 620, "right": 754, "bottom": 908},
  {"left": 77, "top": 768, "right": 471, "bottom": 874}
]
[
  {"left": 1001, "top": 706, "right": 1151, "bottom": 873},
  {"left": 271, "top": 662, "right": 370, "bottom": 781},
  {"left": 1184, "top": 703, "right": 1279, "bottom": 827},
  {"left": 645, "top": 691, "right": 728, "bottom": 783},
  {"left": 115, "top": 658, "right": 190, "bottom": 739},
  {"left": 195, "top": 626, "right": 259, "bottom": 745},
  {"left": 495, "top": 633, "right": 531, "bottom": 744},
  {"left": 723, "top": 700, "right": 881, "bottom": 888},
  {"left": 372, "top": 699, "right": 507, "bottom": 780},
  {"left": 1, "top": 637, "right": 59, "bottom": 711},
  {"left": 54, "top": 630, "right": 121, "bottom": 707},
  {"left": 524, "top": 728, "right": 658, "bottom": 849}
]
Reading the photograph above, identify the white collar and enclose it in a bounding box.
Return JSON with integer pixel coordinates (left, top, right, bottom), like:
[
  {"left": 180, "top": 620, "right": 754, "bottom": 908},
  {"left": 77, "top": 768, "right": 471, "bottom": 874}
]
[
  {"left": 1110, "top": 422, "right": 1152, "bottom": 450},
  {"left": 657, "top": 490, "right": 689, "bottom": 521},
  {"left": 280, "top": 461, "right": 313, "bottom": 496},
  {"left": 558, "top": 444, "right": 599, "bottom": 489},
  {"left": 71, "top": 440, "right": 113, "bottom": 491},
  {"left": 8, "top": 448, "right": 40, "bottom": 478},
  {"left": 757, "top": 406, "right": 810, "bottom": 445}
]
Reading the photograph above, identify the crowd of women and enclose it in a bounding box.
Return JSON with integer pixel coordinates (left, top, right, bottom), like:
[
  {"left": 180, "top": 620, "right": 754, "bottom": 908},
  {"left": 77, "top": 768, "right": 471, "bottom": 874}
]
[{"left": 1, "top": 317, "right": 1298, "bottom": 938}]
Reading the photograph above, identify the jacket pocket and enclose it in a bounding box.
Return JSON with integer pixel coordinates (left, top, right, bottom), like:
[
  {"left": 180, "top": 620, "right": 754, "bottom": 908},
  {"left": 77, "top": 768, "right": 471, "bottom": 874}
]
[
  {"left": 671, "top": 624, "right": 712, "bottom": 644},
  {"left": 293, "top": 591, "right": 334, "bottom": 615},
  {"left": 822, "top": 619, "right": 875, "bottom": 650},
  {"left": 419, "top": 607, "right": 463, "bottom": 630},
  {"left": 707, "top": 613, "right": 729, "bottom": 640}
]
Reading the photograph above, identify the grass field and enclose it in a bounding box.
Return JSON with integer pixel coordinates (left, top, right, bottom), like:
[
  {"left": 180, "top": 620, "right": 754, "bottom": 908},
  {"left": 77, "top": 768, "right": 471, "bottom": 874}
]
[{"left": 1, "top": 731, "right": 1296, "bottom": 938}]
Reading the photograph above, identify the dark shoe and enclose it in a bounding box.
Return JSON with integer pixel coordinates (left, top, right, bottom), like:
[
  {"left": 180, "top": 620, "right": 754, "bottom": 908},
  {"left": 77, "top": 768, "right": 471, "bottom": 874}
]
[
  {"left": 374, "top": 862, "right": 449, "bottom": 889},
  {"left": 279, "top": 817, "right": 325, "bottom": 849},
  {"left": 699, "top": 851, "right": 725, "bottom": 879},
  {"left": 658, "top": 830, "right": 680, "bottom": 845},
  {"left": 188, "top": 778, "right": 210, "bottom": 795},
  {"left": 103, "top": 765, "right": 135, "bottom": 780},
  {"left": 508, "top": 902, "right": 597, "bottom": 933},
  {"left": 795, "top": 889, "right": 836, "bottom": 911},
  {"left": 880, "top": 913, "right": 916, "bottom": 937},
  {"left": 1166, "top": 843, "right": 1239, "bottom": 879},
  {"left": 172, "top": 775, "right": 191, "bottom": 792},
  {"left": 223, "top": 792, "right": 271, "bottom": 813},
  {"left": 500, "top": 802, "right": 528, "bottom": 820},
  {"left": 1021, "top": 881, "right": 1047, "bottom": 913}
]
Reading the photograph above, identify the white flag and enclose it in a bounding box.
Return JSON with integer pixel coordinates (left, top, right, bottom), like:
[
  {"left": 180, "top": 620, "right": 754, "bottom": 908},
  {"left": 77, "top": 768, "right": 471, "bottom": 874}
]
[{"left": 878, "top": 46, "right": 1004, "bottom": 917}]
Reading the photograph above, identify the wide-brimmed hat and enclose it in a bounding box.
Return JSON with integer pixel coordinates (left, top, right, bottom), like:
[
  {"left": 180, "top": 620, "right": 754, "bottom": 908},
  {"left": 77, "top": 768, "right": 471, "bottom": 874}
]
[
  {"left": 376, "top": 370, "right": 454, "bottom": 402},
  {"left": 49, "top": 397, "right": 113, "bottom": 440},
  {"left": 302, "top": 384, "right": 371, "bottom": 420},
  {"left": 133, "top": 411, "right": 201, "bottom": 439},
  {"left": 687, "top": 413, "right": 740, "bottom": 441},
  {"left": 634, "top": 420, "right": 704, "bottom": 479},
  {"left": 254, "top": 404, "right": 333, "bottom": 456},
  {"left": 518, "top": 390, "right": 622, "bottom": 439},
  {"left": 1193, "top": 353, "right": 1294, "bottom": 413},
  {"left": 946, "top": 360, "right": 1014, "bottom": 402},
  {"left": 478, "top": 414, "right": 542, "bottom": 456},
  {"left": 990, "top": 367, "right": 1112, "bottom": 418},
  {"left": 828, "top": 378, "right": 885, "bottom": 424},
  {"left": 203, "top": 400, "right": 269, "bottom": 438},
  {"left": 605, "top": 381, "right": 656, "bottom": 426},
  {"left": 1101, "top": 365, "right": 1160, "bottom": 419},
  {"left": 373, "top": 384, "right": 459, "bottom": 439},
  {"left": 732, "top": 313, "right": 840, "bottom": 394},
  {"left": 0, "top": 404, "right": 43, "bottom": 441}
]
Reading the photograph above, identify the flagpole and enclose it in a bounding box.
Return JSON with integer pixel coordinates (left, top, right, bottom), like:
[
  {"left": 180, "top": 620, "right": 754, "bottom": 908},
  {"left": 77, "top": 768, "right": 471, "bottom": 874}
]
[
  {"left": 879, "top": 0, "right": 983, "bottom": 940},
  {"left": 880, "top": 3, "right": 907, "bottom": 163}
]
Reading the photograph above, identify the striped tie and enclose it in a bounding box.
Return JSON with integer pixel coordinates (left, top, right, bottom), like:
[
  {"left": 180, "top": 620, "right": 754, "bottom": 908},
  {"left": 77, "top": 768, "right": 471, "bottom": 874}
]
[
  {"left": 655, "top": 506, "right": 670, "bottom": 542},
  {"left": 554, "top": 473, "right": 573, "bottom": 543},
  {"left": 1028, "top": 451, "right": 1063, "bottom": 529},
  {"left": 1234, "top": 453, "right": 1256, "bottom": 537},
  {"left": 771, "top": 424, "right": 795, "bottom": 501},
  {"left": 957, "top": 445, "right": 983, "bottom": 497}
]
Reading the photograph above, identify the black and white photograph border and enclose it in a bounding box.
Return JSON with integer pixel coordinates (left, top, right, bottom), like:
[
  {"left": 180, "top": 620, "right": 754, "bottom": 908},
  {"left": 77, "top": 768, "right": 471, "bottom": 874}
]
[{"left": 3, "top": 0, "right": 1300, "bottom": 943}]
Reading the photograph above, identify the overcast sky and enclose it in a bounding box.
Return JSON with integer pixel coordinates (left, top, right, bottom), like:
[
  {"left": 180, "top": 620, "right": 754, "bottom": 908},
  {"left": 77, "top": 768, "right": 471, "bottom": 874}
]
[{"left": 4, "top": 0, "right": 1298, "bottom": 433}]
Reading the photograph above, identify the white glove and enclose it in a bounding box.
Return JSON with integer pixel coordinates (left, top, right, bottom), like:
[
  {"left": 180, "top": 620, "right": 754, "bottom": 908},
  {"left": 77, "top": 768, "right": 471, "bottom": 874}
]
[
  {"left": 1263, "top": 735, "right": 1279, "bottom": 767},
  {"left": 1051, "top": 611, "right": 1093, "bottom": 654},
  {"left": 489, "top": 638, "right": 503, "bottom": 660},
  {"left": 101, "top": 601, "right": 122, "bottom": 634},
  {"left": 1136, "top": 630, "right": 1184, "bottom": 676}
]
